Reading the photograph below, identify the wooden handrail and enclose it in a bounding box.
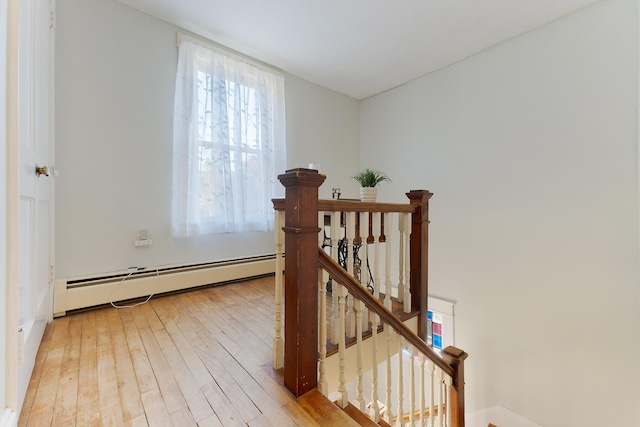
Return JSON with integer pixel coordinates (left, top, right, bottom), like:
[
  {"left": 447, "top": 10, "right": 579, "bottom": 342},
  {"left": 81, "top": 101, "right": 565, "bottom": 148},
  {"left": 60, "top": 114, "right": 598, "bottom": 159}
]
[
  {"left": 318, "top": 248, "right": 455, "bottom": 377},
  {"left": 273, "top": 198, "right": 416, "bottom": 214},
  {"left": 273, "top": 189, "right": 430, "bottom": 326}
]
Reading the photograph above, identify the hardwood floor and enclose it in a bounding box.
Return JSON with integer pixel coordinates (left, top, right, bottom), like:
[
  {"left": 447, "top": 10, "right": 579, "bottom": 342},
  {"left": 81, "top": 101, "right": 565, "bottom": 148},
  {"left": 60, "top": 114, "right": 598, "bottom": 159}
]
[{"left": 18, "top": 275, "right": 316, "bottom": 427}]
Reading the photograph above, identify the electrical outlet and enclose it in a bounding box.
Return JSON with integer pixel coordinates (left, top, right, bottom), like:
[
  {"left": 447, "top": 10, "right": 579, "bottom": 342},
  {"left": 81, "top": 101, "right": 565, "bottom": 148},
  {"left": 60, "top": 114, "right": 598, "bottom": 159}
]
[{"left": 135, "top": 229, "right": 151, "bottom": 247}]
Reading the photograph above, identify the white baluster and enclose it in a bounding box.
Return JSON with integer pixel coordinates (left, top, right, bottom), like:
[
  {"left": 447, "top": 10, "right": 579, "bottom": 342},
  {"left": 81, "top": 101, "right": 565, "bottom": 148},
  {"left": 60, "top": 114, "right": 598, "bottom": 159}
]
[
  {"left": 330, "top": 292, "right": 338, "bottom": 345},
  {"left": 385, "top": 323, "right": 393, "bottom": 424},
  {"left": 397, "top": 212, "right": 405, "bottom": 304},
  {"left": 272, "top": 209, "right": 285, "bottom": 369},
  {"left": 318, "top": 211, "right": 324, "bottom": 350},
  {"left": 318, "top": 211, "right": 328, "bottom": 396},
  {"left": 356, "top": 298, "right": 365, "bottom": 411},
  {"left": 403, "top": 213, "right": 412, "bottom": 313},
  {"left": 438, "top": 369, "right": 445, "bottom": 427},
  {"left": 318, "top": 266, "right": 328, "bottom": 396},
  {"left": 384, "top": 212, "right": 393, "bottom": 310},
  {"left": 396, "top": 336, "right": 404, "bottom": 427},
  {"left": 345, "top": 212, "right": 356, "bottom": 338},
  {"left": 428, "top": 359, "right": 435, "bottom": 427},
  {"left": 370, "top": 313, "right": 380, "bottom": 423},
  {"left": 329, "top": 212, "right": 340, "bottom": 345},
  {"left": 420, "top": 354, "right": 426, "bottom": 427},
  {"left": 410, "top": 345, "right": 416, "bottom": 425},
  {"left": 346, "top": 298, "right": 355, "bottom": 337},
  {"left": 359, "top": 212, "right": 370, "bottom": 331},
  {"left": 444, "top": 375, "right": 452, "bottom": 427},
  {"left": 346, "top": 295, "right": 355, "bottom": 338},
  {"left": 337, "top": 280, "right": 348, "bottom": 408}
]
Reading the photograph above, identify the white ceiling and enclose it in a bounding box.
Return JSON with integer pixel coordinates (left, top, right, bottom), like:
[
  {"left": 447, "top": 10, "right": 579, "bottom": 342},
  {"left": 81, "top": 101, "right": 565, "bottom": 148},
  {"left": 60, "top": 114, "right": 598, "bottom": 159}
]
[{"left": 117, "top": 0, "right": 601, "bottom": 100}]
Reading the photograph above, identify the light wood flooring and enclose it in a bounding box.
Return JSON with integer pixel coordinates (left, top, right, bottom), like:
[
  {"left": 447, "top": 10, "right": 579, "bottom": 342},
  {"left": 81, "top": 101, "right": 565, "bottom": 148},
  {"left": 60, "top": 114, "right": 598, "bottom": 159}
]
[{"left": 18, "top": 275, "right": 321, "bottom": 427}]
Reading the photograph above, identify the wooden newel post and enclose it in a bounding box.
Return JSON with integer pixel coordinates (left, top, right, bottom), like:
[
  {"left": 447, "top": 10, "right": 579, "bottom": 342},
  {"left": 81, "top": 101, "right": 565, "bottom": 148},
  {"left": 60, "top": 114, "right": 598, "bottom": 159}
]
[
  {"left": 441, "top": 346, "right": 469, "bottom": 427},
  {"left": 406, "top": 190, "right": 433, "bottom": 340},
  {"left": 278, "top": 168, "right": 326, "bottom": 397}
]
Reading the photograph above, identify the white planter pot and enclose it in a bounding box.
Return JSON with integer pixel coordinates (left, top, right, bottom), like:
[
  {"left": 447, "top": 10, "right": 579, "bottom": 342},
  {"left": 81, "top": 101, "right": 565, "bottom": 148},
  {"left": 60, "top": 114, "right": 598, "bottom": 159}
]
[{"left": 359, "top": 187, "right": 378, "bottom": 202}]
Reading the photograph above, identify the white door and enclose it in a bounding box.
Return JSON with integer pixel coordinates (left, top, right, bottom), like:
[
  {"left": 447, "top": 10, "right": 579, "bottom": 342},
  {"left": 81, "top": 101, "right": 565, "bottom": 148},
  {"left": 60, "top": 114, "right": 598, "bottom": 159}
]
[{"left": 16, "top": 0, "right": 55, "bottom": 411}]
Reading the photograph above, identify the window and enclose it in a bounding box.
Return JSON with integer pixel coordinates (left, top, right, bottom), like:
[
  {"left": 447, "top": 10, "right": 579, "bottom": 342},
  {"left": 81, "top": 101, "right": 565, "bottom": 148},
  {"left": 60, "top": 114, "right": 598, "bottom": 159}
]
[{"left": 172, "top": 38, "right": 286, "bottom": 237}]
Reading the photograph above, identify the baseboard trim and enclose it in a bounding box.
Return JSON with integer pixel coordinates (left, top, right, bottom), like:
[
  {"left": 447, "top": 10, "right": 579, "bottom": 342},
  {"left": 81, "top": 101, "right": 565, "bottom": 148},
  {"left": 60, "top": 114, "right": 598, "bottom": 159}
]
[
  {"left": 54, "top": 255, "right": 276, "bottom": 316},
  {"left": 0, "top": 409, "right": 17, "bottom": 427}
]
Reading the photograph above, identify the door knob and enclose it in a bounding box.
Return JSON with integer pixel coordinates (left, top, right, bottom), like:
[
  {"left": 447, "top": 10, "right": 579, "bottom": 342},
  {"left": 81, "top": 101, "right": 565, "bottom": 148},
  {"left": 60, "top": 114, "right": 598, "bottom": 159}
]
[
  {"left": 35, "top": 165, "right": 58, "bottom": 178},
  {"left": 35, "top": 165, "right": 48, "bottom": 177}
]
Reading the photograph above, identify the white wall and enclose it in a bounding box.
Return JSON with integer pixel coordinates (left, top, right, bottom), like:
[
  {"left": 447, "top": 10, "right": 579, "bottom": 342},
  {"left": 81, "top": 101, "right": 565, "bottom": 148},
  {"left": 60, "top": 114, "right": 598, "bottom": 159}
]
[
  {"left": 52, "top": 0, "right": 640, "bottom": 424},
  {"left": 0, "top": 0, "right": 8, "bottom": 413},
  {"left": 0, "top": 104, "right": 6, "bottom": 424},
  {"left": 360, "top": 0, "right": 640, "bottom": 426},
  {"left": 286, "top": 73, "right": 361, "bottom": 200},
  {"left": 55, "top": 0, "right": 359, "bottom": 279}
]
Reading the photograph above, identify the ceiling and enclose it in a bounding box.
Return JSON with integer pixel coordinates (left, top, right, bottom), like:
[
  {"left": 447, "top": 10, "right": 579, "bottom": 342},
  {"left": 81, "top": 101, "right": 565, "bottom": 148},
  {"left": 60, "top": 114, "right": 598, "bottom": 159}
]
[{"left": 117, "top": 0, "right": 601, "bottom": 100}]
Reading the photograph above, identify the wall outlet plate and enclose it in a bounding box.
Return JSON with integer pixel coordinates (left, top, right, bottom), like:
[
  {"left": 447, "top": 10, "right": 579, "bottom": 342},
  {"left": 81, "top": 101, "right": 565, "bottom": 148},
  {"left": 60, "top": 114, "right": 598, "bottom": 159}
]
[{"left": 134, "top": 239, "right": 152, "bottom": 247}]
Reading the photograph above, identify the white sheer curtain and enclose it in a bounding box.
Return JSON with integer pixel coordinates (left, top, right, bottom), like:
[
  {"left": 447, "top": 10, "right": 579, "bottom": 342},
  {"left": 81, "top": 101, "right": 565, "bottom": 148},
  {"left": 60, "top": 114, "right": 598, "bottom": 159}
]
[{"left": 172, "top": 39, "right": 286, "bottom": 237}]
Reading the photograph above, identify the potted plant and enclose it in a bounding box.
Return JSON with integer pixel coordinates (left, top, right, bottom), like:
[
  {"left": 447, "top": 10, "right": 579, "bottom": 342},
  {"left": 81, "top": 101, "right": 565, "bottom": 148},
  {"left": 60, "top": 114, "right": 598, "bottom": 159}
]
[{"left": 352, "top": 168, "right": 391, "bottom": 202}]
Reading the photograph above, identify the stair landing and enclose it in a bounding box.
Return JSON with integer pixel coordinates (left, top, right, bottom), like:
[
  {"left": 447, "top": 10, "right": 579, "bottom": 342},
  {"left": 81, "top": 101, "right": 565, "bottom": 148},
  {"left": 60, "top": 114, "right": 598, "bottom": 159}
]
[{"left": 299, "top": 389, "right": 393, "bottom": 427}]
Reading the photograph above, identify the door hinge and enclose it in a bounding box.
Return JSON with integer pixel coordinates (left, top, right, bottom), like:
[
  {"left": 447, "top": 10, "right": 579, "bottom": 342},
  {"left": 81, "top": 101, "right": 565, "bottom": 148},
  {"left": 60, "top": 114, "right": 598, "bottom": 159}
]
[
  {"left": 49, "top": 265, "right": 55, "bottom": 283},
  {"left": 50, "top": 10, "right": 55, "bottom": 29},
  {"left": 17, "top": 327, "right": 24, "bottom": 366}
]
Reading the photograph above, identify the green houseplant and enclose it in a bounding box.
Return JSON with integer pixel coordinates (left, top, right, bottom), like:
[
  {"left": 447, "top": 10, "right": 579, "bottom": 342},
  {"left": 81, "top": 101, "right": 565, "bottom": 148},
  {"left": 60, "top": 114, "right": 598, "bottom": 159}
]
[{"left": 352, "top": 168, "right": 391, "bottom": 202}]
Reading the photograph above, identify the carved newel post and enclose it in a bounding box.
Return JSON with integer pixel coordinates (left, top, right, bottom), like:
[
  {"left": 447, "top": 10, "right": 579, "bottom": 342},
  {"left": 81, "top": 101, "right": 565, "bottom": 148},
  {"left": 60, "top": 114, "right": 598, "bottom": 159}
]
[
  {"left": 441, "top": 346, "right": 469, "bottom": 427},
  {"left": 278, "top": 168, "right": 326, "bottom": 397}
]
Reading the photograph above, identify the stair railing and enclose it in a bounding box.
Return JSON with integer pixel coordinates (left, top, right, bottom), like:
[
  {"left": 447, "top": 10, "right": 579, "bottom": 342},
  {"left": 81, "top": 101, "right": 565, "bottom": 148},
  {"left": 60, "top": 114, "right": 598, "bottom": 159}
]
[
  {"left": 272, "top": 169, "right": 432, "bottom": 369},
  {"left": 273, "top": 168, "right": 467, "bottom": 427},
  {"left": 320, "top": 250, "right": 467, "bottom": 427}
]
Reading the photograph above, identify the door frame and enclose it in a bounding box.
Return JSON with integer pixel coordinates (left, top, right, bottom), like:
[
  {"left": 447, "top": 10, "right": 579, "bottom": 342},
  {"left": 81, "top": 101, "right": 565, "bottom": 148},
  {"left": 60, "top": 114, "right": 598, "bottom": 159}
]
[{"left": 4, "top": 0, "right": 21, "bottom": 416}]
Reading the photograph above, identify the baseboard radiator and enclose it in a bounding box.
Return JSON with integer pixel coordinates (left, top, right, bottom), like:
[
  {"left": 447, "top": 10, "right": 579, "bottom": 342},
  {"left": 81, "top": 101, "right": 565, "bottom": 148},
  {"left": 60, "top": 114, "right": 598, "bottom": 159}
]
[{"left": 54, "top": 254, "right": 276, "bottom": 317}]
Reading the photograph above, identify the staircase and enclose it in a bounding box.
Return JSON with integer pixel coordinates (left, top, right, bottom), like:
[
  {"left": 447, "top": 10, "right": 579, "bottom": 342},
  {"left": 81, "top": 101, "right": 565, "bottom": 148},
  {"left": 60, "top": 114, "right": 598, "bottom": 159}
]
[{"left": 273, "top": 168, "right": 469, "bottom": 427}]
